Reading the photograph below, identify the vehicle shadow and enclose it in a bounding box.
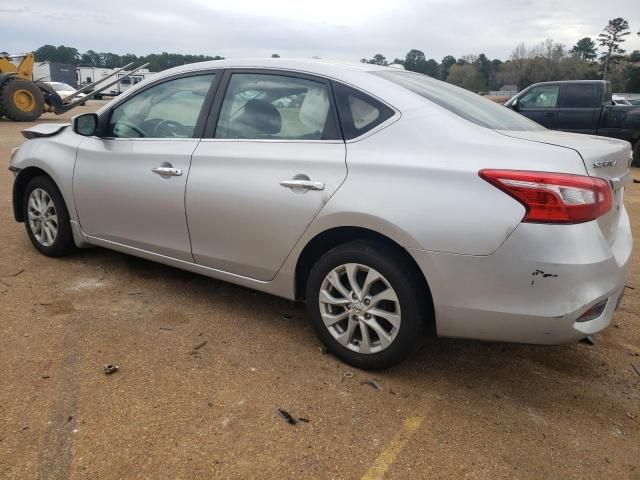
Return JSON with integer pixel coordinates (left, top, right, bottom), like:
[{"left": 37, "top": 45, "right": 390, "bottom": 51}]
[{"left": 74, "top": 246, "right": 619, "bottom": 414}]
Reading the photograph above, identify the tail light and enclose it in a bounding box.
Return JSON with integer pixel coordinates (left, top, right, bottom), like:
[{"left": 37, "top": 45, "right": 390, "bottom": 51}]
[{"left": 479, "top": 169, "right": 612, "bottom": 224}]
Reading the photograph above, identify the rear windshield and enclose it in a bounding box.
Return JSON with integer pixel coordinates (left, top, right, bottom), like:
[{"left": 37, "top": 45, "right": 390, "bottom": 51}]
[{"left": 372, "top": 70, "right": 545, "bottom": 131}]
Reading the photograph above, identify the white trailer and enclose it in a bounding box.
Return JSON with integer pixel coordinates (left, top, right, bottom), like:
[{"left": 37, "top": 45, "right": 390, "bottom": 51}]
[
  {"left": 76, "top": 66, "right": 115, "bottom": 87},
  {"left": 75, "top": 67, "right": 157, "bottom": 98}
]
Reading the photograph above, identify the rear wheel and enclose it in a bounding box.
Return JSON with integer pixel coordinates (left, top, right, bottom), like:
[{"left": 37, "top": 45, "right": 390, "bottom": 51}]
[
  {"left": 22, "top": 176, "right": 76, "bottom": 256},
  {"left": 0, "top": 78, "right": 44, "bottom": 122},
  {"left": 306, "top": 240, "right": 428, "bottom": 370}
]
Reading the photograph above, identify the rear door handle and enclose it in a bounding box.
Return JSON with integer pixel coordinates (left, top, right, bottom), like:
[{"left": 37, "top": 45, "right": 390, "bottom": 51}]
[
  {"left": 280, "top": 180, "right": 325, "bottom": 191},
  {"left": 152, "top": 166, "right": 182, "bottom": 176}
]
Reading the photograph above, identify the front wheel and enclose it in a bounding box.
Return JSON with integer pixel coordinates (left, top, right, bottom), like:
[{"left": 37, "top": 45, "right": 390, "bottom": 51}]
[
  {"left": 306, "top": 240, "right": 429, "bottom": 370},
  {"left": 22, "top": 176, "right": 76, "bottom": 257}
]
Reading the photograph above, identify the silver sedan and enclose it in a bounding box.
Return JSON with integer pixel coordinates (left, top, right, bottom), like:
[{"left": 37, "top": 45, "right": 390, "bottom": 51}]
[{"left": 9, "top": 58, "right": 633, "bottom": 369}]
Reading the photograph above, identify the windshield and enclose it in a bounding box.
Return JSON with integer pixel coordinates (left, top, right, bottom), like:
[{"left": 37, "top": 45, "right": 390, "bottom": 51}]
[{"left": 372, "top": 70, "right": 545, "bottom": 131}]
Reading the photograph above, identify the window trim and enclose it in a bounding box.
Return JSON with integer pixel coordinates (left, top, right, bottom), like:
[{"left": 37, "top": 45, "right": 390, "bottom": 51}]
[
  {"left": 202, "top": 68, "right": 342, "bottom": 142},
  {"left": 97, "top": 69, "right": 223, "bottom": 140}
]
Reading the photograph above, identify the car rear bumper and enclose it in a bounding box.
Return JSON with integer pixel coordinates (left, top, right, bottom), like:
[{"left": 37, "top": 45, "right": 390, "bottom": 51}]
[{"left": 411, "top": 207, "right": 632, "bottom": 344}]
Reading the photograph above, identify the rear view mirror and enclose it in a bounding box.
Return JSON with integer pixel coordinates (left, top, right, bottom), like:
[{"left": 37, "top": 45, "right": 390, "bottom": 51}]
[{"left": 72, "top": 113, "right": 98, "bottom": 136}]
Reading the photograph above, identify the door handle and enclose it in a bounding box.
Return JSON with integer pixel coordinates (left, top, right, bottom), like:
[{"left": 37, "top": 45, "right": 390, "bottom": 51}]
[
  {"left": 280, "top": 179, "right": 325, "bottom": 191},
  {"left": 152, "top": 166, "right": 182, "bottom": 176}
]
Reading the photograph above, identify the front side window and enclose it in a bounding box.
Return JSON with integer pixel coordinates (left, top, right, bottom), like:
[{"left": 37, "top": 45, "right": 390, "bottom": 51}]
[
  {"left": 373, "top": 70, "right": 544, "bottom": 131},
  {"left": 215, "top": 73, "right": 335, "bottom": 140},
  {"left": 108, "top": 74, "right": 214, "bottom": 138},
  {"left": 519, "top": 85, "right": 560, "bottom": 108}
]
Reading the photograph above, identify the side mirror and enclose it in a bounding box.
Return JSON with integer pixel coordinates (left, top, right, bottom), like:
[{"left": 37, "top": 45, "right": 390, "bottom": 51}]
[
  {"left": 510, "top": 99, "right": 519, "bottom": 111},
  {"left": 72, "top": 113, "right": 98, "bottom": 136}
]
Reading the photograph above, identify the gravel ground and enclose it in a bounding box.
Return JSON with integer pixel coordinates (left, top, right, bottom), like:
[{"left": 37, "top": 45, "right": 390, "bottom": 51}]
[{"left": 0, "top": 102, "right": 639, "bottom": 480}]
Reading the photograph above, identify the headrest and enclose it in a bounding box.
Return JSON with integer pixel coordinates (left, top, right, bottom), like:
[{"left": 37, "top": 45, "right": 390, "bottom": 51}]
[
  {"left": 298, "top": 87, "right": 329, "bottom": 132},
  {"left": 236, "top": 98, "right": 282, "bottom": 135}
]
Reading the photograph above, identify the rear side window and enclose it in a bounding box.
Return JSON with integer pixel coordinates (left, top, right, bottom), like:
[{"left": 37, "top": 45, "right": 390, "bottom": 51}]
[
  {"left": 333, "top": 82, "right": 395, "bottom": 140},
  {"left": 561, "top": 84, "right": 598, "bottom": 108}
]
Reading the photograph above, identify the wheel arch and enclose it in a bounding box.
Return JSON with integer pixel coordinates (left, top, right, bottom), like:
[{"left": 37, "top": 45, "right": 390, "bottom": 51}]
[
  {"left": 12, "top": 166, "right": 55, "bottom": 222},
  {"left": 0, "top": 72, "right": 17, "bottom": 89},
  {"left": 293, "top": 225, "right": 435, "bottom": 331}
]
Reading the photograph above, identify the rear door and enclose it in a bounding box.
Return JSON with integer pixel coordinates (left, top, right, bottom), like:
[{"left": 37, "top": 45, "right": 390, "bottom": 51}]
[
  {"left": 187, "top": 69, "right": 347, "bottom": 281},
  {"left": 515, "top": 84, "right": 560, "bottom": 128},
  {"left": 555, "top": 83, "right": 601, "bottom": 134}
]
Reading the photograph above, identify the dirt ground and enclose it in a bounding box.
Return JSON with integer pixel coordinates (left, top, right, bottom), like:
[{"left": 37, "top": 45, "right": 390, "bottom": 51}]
[{"left": 0, "top": 102, "right": 639, "bottom": 480}]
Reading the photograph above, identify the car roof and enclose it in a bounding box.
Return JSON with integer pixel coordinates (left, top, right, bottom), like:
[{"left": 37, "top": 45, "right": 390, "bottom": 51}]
[
  {"left": 527, "top": 80, "right": 608, "bottom": 86},
  {"left": 115, "top": 58, "right": 426, "bottom": 113},
  {"left": 166, "top": 57, "right": 392, "bottom": 75}
]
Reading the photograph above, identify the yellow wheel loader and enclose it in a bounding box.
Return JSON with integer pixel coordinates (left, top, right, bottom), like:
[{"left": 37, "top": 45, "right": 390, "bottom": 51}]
[{"left": 0, "top": 52, "right": 148, "bottom": 121}]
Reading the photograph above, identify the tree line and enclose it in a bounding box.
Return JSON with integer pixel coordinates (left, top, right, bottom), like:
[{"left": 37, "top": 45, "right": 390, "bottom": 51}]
[
  {"left": 30, "top": 45, "right": 224, "bottom": 73},
  {"left": 361, "top": 17, "right": 640, "bottom": 92},
  {"left": 20, "top": 16, "right": 640, "bottom": 93}
]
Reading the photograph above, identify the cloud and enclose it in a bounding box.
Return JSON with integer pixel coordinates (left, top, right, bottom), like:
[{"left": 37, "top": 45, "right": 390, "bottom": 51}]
[{"left": 1, "top": 0, "right": 638, "bottom": 61}]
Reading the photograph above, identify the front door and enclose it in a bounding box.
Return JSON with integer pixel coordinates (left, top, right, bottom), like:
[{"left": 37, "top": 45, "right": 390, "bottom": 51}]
[
  {"left": 74, "top": 73, "right": 218, "bottom": 261},
  {"left": 188, "top": 71, "right": 347, "bottom": 281},
  {"left": 515, "top": 84, "right": 560, "bottom": 128}
]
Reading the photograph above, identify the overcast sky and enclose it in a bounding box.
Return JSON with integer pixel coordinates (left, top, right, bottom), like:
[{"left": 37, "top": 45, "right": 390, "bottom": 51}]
[{"left": 2, "top": 0, "right": 639, "bottom": 62}]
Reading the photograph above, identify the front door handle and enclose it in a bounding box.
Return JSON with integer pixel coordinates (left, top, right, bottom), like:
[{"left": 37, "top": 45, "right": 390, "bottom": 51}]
[
  {"left": 152, "top": 166, "right": 182, "bottom": 176},
  {"left": 280, "top": 179, "right": 325, "bottom": 191}
]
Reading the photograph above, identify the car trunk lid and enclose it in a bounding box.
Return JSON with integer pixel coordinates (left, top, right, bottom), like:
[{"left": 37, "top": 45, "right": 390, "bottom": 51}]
[{"left": 496, "top": 129, "right": 632, "bottom": 243}]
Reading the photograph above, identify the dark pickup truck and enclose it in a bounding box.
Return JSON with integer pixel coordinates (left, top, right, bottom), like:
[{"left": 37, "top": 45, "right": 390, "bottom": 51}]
[{"left": 505, "top": 80, "right": 640, "bottom": 164}]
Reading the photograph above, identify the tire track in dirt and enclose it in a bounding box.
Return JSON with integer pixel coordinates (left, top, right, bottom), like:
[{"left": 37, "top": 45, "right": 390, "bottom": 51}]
[{"left": 37, "top": 303, "right": 84, "bottom": 480}]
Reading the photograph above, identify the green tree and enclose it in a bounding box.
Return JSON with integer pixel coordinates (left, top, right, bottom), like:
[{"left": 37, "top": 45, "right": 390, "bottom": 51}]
[
  {"left": 403, "top": 49, "right": 427, "bottom": 73},
  {"left": 440, "top": 55, "right": 456, "bottom": 80},
  {"left": 476, "top": 53, "right": 496, "bottom": 88},
  {"left": 369, "top": 54, "right": 388, "bottom": 65},
  {"left": 569, "top": 37, "right": 598, "bottom": 62},
  {"left": 79, "top": 50, "right": 101, "bottom": 66},
  {"left": 424, "top": 58, "right": 439, "bottom": 77},
  {"left": 598, "top": 17, "right": 631, "bottom": 79}
]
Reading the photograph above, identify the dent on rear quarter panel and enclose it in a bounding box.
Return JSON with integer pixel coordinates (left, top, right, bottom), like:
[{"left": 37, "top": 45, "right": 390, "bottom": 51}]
[{"left": 12, "top": 129, "right": 83, "bottom": 222}]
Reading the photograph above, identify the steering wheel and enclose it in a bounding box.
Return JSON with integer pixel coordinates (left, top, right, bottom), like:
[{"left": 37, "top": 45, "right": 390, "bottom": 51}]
[
  {"left": 153, "top": 119, "right": 190, "bottom": 138},
  {"left": 113, "top": 120, "right": 147, "bottom": 138}
]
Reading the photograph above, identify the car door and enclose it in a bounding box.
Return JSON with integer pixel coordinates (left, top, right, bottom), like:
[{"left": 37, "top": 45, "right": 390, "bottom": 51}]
[
  {"left": 73, "top": 72, "right": 219, "bottom": 261},
  {"left": 514, "top": 84, "right": 560, "bottom": 128},
  {"left": 187, "top": 70, "right": 347, "bottom": 281},
  {"left": 555, "top": 83, "right": 601, "bottom": 134}
]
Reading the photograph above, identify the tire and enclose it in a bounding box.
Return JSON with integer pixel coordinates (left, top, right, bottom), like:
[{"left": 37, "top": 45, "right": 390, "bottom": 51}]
[
  {"left": 633, "top": 140, "right": 640, "bottom": 168},
  {"left": 0, "top": 78, "right": 44, "bottom": 122},
  {"left": 22, "top": 176, "right": 76, "bottom": 257},
  {"left": 306, "top": 240, "right": 429, "bottom": 370}
]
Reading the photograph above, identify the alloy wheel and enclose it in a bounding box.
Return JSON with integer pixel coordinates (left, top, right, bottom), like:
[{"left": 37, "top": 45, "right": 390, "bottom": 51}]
[
  {"left": 27, "top": 188, "right": 58, "bottom": 247},
  {"left": 319, "top": 263, "right": 401, "bottom": 354}
]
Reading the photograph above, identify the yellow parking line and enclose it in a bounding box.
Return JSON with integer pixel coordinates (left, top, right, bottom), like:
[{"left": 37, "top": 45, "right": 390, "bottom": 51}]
[{"left": 361, "top": 415, "right": 426, "bottom": 480}]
